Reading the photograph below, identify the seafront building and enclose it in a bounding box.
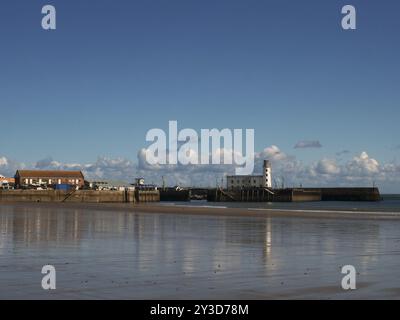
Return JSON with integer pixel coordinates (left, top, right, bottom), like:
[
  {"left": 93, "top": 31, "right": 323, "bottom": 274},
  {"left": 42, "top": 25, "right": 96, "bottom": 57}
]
[
  {"left": 0, "top": 176, "right": 15, "bottom": 189},
  {"left": 226, "top": 160, "right": 272, "bottom": 190},
  {"left": 14, "top": 170, "right": 85, "bottom": 188}
]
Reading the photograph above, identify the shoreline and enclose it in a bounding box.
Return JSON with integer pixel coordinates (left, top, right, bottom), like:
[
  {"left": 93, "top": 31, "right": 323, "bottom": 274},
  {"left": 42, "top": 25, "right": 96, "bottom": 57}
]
[{"left": 1, "top": 201, "right": 400, "bottom": 220}]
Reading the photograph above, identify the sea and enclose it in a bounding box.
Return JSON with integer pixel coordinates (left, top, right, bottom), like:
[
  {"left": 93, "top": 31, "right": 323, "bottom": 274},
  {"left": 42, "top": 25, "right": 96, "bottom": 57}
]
[
  {"left": 1, "top": 196, "right": 400, "bottom": 299},
  {"left": 166, "top": 194, "right": 400, "bottom": 214}
]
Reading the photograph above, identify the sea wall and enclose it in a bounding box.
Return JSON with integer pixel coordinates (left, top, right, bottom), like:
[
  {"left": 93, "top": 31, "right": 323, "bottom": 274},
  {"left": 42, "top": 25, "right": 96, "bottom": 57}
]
[
  {"left": 0, "top": 189, "right": 160, "bottom": 203},
  {"left": 291, "top": 189, "right": 322, "bottom": 202},
  {"left": 207, "top": 187, "right": 380, "bottom": 202},
  {"left": 207, "top": 188, "right": 320, "bottom": 202},
  {"left": 160, "top": 189, "right": 191, "bottom": 201},
  {"left": 135, "top": 190, "right": 160, "bottom": 202},
  {"left": 305, "top": 188, "right": 381, "bottom": 201}
]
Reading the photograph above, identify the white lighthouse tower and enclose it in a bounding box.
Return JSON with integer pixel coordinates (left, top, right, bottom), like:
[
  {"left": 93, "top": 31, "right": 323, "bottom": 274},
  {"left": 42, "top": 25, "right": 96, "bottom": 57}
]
[{"left": 263, "top": 160, "right": 272, "bottom": 188}]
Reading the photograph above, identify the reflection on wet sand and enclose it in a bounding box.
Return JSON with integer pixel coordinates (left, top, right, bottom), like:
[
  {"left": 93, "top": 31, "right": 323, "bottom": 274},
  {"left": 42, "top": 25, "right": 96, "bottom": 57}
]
[{"left": 0, "top": 203, "right": 399, "bottom": 299}]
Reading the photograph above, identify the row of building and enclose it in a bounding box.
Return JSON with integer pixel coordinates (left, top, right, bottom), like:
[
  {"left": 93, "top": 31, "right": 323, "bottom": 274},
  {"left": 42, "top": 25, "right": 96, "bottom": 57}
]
[
  {"left": 1, "top": 170, "right": 151, "bottom": 191},
  {"left": 1, "top": 160, "right": 273, "bottom": 190},
  {"left": 1, "top": 170, "right": 85, "bottom": 189}
]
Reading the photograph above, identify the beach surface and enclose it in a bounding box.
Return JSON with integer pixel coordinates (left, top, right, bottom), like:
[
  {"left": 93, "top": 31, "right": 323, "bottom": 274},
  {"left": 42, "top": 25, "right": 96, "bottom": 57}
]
[{"left": 1, "top": 202, "right": 400, "bottom": 299}]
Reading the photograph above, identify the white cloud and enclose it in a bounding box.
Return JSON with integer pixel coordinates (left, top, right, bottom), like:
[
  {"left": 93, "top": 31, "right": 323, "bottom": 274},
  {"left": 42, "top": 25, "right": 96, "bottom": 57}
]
[
  {"left": 0, "top": 157, "right": 8, "bottom": 166},
  {"left": 135, "top": 147, "right": 397, "bottom": 189},
  {"left": 1, "top": 148, "right": 399, "bottom": 191},
  {"left": 35, "top": 157, "right": 61, "bottom": 169},
  {"left": 31, "top": 156, "right": 136, "bottom": 181},
  {"left": 259, "top": 145, "right": 287, "bottom": 161},
  {"left": 347, "top": 152, "right": 379, "bottom": 175},
  {"left": 315, "top": 158, "right": 340, "bottom": 175},
  {"left": 0, "top": 156, "right": 25, "bottom": 177}
]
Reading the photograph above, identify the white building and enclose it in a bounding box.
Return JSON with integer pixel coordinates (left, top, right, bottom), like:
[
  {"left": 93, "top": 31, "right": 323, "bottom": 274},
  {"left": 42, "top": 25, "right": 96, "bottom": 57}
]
[{"left": 227, "top": 160, "right": 272, "bottom": 189}]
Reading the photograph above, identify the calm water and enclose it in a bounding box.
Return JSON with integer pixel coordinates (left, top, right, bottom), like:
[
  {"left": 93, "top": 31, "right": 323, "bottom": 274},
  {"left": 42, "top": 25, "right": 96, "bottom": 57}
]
[
  {"left": 1, "top": 203, "right": 400, "bottom": 299},
  {"left": 169, "top": 195, "right": 400, "bottom": 213}
]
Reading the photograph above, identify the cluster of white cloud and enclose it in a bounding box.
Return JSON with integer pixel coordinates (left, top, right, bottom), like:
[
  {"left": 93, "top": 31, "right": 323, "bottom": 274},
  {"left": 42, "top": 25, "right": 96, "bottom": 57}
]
[
  {"left": 0, "top": 156, "right": 24, "bottom": 176},
  {"left": 1, "top": 146, "right": 399, "bottom": 191},
  {"left": 29, "top": 156, "right": 136, "bottom": 182},
  {"left": 299, "top": 151, "right": 395, "bottom": 189}
]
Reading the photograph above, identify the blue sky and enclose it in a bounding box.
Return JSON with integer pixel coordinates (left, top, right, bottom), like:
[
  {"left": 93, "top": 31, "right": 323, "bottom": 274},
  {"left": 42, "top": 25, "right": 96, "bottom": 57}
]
[{"left": 1, "top": 1, "right": 400, "bottom": 190}]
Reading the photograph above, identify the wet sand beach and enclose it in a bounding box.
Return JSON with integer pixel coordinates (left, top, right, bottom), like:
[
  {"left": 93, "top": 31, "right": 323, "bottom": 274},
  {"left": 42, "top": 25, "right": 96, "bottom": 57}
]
[{"left": 1, "top": 202, "right": 400, "bottom": 299}]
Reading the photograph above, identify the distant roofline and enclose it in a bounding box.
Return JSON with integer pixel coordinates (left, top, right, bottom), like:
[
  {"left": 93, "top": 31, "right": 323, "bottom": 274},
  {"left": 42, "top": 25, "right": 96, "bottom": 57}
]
[{"left": 15, "top": 169, "right": 84, "bottom": 178}]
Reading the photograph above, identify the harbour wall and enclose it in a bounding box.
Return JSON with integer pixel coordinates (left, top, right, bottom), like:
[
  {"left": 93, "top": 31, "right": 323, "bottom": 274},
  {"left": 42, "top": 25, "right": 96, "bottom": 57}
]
[
  {"left": 160, "top": 189, "right": 191, "bottom": 201},
  {"left": 1, "top": 188, "right": 380, "bottom": 203},
  {"left": 208, "top": 188, "right": 322, "bottom": 202},
  {"left": 0, "top": 190, "right": 160, "bottom": 203},
  {"left": 208, "top": 187, "right": 381, "bottom": 202},
  {"left": 305, "top": 188, "right": 381, "bottom": 201}
]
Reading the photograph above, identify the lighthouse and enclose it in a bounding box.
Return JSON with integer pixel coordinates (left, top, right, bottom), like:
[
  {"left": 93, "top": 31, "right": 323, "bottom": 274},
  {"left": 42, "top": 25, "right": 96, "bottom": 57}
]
[{"left": 263, "top": 160, "right": 272, "bottom": 188}]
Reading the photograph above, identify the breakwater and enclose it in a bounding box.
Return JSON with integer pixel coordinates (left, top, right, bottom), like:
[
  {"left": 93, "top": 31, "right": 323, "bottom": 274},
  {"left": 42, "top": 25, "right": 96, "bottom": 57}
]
[
  {"left": 1, "top": 188, "right": 380, "bottom": 204},
  {"left": 159, "top": 188, "right": 191, "bottom": 201},
  {"left": 307, "top": 188, "right": 381, "bottom": 201},
  {"left": 208, "top": 187, "right": 381, "bottom": 202},
  {"left": 0, "top": 189, "right": 160, "bottom": 203}
]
